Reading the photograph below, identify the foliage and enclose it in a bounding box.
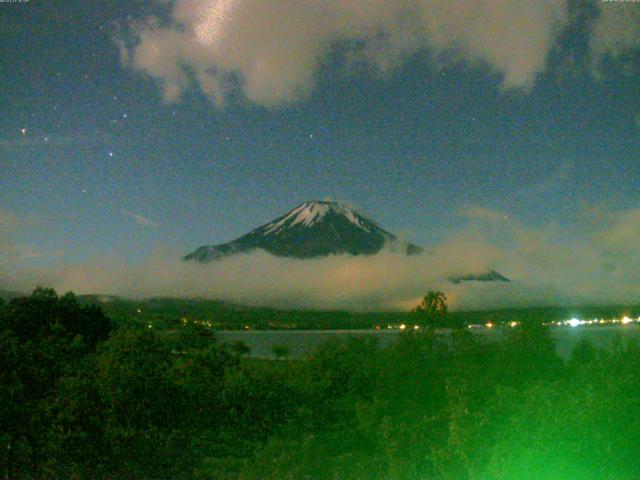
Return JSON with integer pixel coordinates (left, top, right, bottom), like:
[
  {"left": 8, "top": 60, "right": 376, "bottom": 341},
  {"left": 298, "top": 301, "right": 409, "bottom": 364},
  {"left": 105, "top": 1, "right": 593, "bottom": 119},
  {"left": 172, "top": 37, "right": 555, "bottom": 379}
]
[
  {"left": 3, "top": 288, "right": 640, "bottom": 478},
  {"left": 413, "top": 290, "right": 449, "bottom": 326},
  {"left": 0, "top": 288, "right": 112, "bottom": 479},
  {"left": 271, "top": 343, "right": 290, "bottom": 360},
  {"left": 415, "top": 290, "right": 448, "bottom": 315}
]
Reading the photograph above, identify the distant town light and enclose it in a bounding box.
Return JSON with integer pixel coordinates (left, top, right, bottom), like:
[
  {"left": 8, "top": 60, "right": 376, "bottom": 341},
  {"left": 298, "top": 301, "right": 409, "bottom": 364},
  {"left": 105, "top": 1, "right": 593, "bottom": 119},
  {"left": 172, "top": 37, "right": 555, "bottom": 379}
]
[
  {"left": 568, "top": 318, "right": 581, "bottom": 328},
  {"left": 621, "top": 316, "right": 633, "bottom": 325}
]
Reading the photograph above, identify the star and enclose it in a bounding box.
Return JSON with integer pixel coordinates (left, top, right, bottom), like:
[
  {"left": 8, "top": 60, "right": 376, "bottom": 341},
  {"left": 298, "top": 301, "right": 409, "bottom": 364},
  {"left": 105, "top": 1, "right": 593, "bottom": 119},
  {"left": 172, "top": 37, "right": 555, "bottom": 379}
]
[
  {"left": 20, "top": 128, "right": 27, "bottom": 135},
  {"left": 44, "top": 136, "right": 49, "bottom": 142},
  {"left": 108, "top": 151, "right": 114, "bottom": 157},
  {"left": 309, "top": 133, "right": 314, "bottom": 139},
  {"left": 122, "top": 113, "right": 128, "bottom": 119}
]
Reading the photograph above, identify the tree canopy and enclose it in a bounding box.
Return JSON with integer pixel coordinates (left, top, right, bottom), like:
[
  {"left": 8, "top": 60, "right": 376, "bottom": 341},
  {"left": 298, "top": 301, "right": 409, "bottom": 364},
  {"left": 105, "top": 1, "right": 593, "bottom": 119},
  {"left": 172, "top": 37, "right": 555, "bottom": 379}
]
[
  {"left": 412, "top": 290, "right": 449, "bottom": 326},
  {"left": 2, "top": 287, "right": 640, "bottom": 479}
]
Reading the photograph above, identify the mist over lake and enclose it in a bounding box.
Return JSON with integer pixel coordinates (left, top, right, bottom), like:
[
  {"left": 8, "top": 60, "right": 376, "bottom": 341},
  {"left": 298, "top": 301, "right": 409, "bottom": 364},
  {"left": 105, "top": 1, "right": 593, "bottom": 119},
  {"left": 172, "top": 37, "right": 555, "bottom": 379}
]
[{"left": 218, "top": 325, "right": 640, "bottom": 360}]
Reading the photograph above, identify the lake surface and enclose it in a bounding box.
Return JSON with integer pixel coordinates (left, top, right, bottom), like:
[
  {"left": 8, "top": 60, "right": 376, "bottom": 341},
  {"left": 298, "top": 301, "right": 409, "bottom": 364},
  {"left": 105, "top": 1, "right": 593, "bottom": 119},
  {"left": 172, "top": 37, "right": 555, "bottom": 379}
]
[{"left": 217, "top": 325, "right": 640, "bottom": 360}]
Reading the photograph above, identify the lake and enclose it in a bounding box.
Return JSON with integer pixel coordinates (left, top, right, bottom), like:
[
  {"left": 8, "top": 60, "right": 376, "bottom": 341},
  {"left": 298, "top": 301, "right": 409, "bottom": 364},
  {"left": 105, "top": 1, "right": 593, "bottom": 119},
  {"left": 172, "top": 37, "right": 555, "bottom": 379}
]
[{"left": 217, "top": 325, "right": 640, "bottom": 360}]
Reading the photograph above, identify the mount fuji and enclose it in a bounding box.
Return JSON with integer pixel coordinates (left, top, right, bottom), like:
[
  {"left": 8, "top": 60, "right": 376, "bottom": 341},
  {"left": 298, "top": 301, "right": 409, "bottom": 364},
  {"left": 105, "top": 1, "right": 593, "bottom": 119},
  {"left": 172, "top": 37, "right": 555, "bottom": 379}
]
[
  {"left": 184, "top": 200, "right": 423, "bottom": 261},
  {"left": 183, "top": 200, "right": 509, "bottom": 283}
]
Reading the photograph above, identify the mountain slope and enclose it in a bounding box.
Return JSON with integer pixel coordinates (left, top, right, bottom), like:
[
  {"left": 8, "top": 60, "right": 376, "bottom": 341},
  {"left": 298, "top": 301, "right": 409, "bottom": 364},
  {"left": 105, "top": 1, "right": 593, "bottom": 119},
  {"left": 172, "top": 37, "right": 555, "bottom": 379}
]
[
  {"left": 183, "top": 200, "right": 509, "bottom": 284},
  {"left": 184, "top": 200, "right": 422, "bottom": 261},
  {"left": 450, "top": 270, "right": 510, "bottom": 284}
]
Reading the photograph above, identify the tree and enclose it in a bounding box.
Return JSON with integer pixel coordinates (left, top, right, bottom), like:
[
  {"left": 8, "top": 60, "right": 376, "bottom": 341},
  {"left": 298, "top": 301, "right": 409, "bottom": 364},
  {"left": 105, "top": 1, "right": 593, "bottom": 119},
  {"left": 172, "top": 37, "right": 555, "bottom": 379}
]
[
  {"left": 230, "top": 340, "right": 251, "bottom": 358},
  {"left": 413, "top": 290, "right": 448, "bottom": 326},
  {"left": 0, "top": 287, "right": 112, "bottom": 478},
  {"left": 0, "top": 287, "right": 111, "bottom": 347},
  {"left": 271, "top": 344, "right": 290, "bottom": 360}
]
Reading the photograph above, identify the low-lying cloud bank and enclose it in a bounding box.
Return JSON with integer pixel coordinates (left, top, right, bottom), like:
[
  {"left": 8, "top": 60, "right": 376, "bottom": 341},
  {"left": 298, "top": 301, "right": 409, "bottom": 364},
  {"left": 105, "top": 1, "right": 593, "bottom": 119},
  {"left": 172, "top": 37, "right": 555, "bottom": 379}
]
[
  {"left": 2, "top": 205, "right": 640, "bottom": 311},
  {"left": 118, "top": 0, "right": 639, "bottom": 107}
]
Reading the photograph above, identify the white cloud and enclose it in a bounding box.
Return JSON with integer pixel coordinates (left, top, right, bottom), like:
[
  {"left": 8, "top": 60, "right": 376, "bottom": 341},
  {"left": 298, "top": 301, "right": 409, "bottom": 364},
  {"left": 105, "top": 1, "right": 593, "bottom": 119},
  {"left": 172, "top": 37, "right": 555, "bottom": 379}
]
[
  {"left": 120, "top": 0, "right": 570, "bottom": 106},
  {"left": 4, "top": 203, "right": 640, "bottom": 310},
  {"left": 117, "top": 1, "right": 640, "bottom": 105},
  {"left": 459, "top": 205, "right": 508, "bottom": 224},
  {"left": 590, "top": 2, "right": 640, "bottom": 69},
  {"left": 17, "top": 246, "right": 65, "bottom": 261},
  {"left": 3, "top": 204, "right": 640, "bottom": 310},
  {"left": 121, "top": 209, "right": 161, "bottom": 228}
]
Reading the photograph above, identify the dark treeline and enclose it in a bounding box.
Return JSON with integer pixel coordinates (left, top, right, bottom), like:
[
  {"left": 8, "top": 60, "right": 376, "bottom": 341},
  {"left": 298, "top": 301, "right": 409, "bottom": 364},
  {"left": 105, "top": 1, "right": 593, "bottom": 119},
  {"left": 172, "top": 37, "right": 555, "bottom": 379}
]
[
  {"left": 3, "top": 288, "right": 640, "bottom": 479},
  {"left": 77, "top": 295, "right": 640, "bottom": 330}
]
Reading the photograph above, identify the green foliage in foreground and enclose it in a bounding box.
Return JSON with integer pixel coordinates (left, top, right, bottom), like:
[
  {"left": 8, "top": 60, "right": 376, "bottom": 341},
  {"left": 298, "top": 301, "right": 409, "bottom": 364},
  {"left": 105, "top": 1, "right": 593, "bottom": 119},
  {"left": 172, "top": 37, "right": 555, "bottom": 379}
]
[{"left": 2, "top": 289, "right": 640, "bottom": 479}]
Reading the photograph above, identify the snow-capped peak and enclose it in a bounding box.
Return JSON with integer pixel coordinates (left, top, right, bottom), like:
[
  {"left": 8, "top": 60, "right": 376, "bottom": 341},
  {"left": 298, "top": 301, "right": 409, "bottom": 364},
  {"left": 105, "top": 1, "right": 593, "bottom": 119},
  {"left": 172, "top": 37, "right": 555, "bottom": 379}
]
[
  {"left": 262, "top": 201, "right": 370, "bottom": 235},
  {"left": 340, "top": 207, "right": 369, "bottom": 231},
  {"left": 184, "top": 199, "right": 426, "bottom": 261},
  {"left": 290, "top": 201, "right": 331, "bottom": 227}
]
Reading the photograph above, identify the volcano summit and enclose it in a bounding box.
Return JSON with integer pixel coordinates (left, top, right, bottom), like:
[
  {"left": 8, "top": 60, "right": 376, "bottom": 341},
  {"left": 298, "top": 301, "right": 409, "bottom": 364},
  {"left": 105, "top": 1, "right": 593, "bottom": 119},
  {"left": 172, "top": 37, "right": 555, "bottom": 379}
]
[{"left": 184, "top": 200, "right": 423, "bottom": 262}]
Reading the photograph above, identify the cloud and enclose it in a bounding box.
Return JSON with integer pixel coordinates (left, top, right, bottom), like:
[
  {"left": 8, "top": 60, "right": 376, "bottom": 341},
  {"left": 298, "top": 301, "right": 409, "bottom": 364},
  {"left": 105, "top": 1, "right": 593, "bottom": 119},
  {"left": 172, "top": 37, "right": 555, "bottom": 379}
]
[
  {"left": 590, "top": 2, "right": 640, "bottom": 71},
  {"left": 119, "top": 0, "right": 570, "bottom": 106},
  {"left": 0, "top": 210, "right": 17, "bottom": 230},
  {"left": 459, "top": 206, "right": 508, "bottom": 224},
  {"left": 0, "top": 210, "right": 19, "bottom": 265},
  {"left": 121, "top": 209, "right": 161, "bottom": 228},
  {"left": 2, "top": 203, "right": 640, "bottom": 311},
  {"left": 517, "top": 161, "right": 574, "bottom": 199},
  {"left": 0, "top": 212, "right": 65, "bottom": 265},
  {"left": 16, "top": 246, "right": 65, "bottom": 261},
  {"left": 597, "top": 208, "right": 640, "bottom": 256}
]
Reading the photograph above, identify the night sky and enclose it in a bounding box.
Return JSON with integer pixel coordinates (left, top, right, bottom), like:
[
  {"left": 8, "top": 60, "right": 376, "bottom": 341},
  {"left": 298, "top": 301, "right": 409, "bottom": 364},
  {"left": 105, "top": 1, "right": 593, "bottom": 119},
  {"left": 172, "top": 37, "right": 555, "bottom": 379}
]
[{"left": 1, "top": 0, "right": 639, "bottom": 307}]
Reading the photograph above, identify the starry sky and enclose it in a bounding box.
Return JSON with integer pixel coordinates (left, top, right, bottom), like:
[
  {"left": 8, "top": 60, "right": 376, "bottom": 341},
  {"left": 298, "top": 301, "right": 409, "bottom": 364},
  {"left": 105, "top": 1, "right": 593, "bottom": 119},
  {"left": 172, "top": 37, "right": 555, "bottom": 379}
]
[{"left": 1, "top": 0, "right": 639, "bottom": 304}]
